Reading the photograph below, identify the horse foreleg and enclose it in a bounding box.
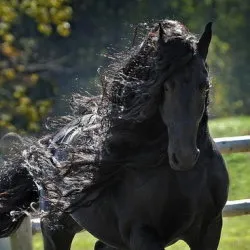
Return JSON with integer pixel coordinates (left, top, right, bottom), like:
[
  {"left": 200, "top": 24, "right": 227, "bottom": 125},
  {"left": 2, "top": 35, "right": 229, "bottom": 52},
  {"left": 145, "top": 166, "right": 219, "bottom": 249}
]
[
  {"left": 129, "top": 225, "right": 164, "bottom": 250},
  {"left": 94, "top": 225, "right": 164, "bottom": 250},
  {"left": 94, "top": 240, "right": 118, "bottom": 250},
  {"left": 188, "top": 214, "right": 223, "bottom": 250},
  {"left": 41, "top": 223, "right": 74, "bottom": 250},
  {"left": 41, "top": 213, "right": 82, "bottom": 250}
]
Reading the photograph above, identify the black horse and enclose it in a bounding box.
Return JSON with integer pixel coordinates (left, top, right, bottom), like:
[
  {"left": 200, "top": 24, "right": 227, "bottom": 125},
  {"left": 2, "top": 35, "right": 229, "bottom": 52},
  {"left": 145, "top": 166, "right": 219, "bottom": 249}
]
[{"left": 1, "top": 20, "right": 229, "bottom": 250}]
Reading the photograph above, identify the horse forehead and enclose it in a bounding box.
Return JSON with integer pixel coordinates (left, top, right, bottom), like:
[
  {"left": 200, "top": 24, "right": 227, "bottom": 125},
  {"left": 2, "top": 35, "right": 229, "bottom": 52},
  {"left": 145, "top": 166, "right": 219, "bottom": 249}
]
[{"left": 171, "top": 60, "right": 205, "bottom": 83}]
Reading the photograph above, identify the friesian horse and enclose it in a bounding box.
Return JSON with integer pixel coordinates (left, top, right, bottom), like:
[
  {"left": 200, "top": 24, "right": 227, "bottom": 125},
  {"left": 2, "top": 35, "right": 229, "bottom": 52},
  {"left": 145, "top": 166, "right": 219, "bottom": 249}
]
[{"left": 0, "top": 20, "right": 229, "bottom": 250}]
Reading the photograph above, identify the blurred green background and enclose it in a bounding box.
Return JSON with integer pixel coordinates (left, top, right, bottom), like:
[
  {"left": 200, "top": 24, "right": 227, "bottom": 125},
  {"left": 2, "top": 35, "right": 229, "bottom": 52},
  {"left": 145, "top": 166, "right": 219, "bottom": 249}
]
[
  {"left": 0, "top": 0, "right": 250, "bottom": 249},
  {"left": 0, "top": 0, "right": 250, "bottom": 134}
]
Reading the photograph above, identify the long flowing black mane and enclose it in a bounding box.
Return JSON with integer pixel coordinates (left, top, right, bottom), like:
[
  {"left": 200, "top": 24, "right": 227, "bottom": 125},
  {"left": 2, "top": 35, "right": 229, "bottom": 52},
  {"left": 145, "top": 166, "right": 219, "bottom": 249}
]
[
  {"left": 24, "top": 20, "right": 209, "bottom": 212},
  {"left": 0, "top": 134, "right": 38, "bottom": 236}
]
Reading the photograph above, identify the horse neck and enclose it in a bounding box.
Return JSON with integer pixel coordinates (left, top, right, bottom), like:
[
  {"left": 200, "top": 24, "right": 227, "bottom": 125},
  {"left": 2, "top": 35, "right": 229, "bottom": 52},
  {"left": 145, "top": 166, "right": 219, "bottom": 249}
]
[
  {"left": 133, "top": 112, "right": 168, "bottom": 143},
  {"left": 0, "top": 166, "right": 38, "bottom": 213}
]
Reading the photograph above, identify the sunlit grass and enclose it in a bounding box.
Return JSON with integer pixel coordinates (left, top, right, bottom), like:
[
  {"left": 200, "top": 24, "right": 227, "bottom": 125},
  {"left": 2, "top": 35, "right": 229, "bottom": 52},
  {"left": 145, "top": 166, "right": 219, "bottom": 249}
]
[
  {"left": 33, "top": 116, "right": 250, "bottom": 249},
  {"left": 209, "top": 116, "right": 250, "bottom": 138}
]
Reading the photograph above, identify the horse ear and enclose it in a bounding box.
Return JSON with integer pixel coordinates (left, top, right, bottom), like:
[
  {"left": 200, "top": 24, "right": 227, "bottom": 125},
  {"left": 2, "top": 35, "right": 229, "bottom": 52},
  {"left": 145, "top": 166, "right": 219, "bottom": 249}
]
[
  {"left": 197, "top": 22, "right": 212, "bottom": 60},
  {"left": 158, "top": 23, "right": 165, "bottom": 45}
]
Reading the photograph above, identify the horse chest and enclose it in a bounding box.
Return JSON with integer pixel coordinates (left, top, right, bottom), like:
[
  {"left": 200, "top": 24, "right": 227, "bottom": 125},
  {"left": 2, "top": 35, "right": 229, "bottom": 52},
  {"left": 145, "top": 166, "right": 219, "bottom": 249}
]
[
  {"left": 120, "top": 168, "right": 208, "bottom": 209},
  {"left": 116, "top": 169, "right": 215, "bottom": 240}
]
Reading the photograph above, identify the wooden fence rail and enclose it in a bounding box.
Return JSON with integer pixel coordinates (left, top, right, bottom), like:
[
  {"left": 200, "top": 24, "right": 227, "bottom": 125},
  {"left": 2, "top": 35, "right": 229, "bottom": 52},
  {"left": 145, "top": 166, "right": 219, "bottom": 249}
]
[
  {"left": 223, "top": 199, "right": 250, "bottom": 217},
  {"left": 214, "top": 135, "right": 250, "bottom": 154},
  {"left": 1, "top": 135, "right": 250, "bottom": 250}
]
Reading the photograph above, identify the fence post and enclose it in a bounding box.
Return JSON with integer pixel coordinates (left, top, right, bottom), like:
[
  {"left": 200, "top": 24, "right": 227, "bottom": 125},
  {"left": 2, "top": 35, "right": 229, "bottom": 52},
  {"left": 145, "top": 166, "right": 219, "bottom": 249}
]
[
  {"left": 10, "top": 215, "right": 33, "bottom": 250},
  {"left": 0, "top": 238, "right": 11, "bottom": 250}
]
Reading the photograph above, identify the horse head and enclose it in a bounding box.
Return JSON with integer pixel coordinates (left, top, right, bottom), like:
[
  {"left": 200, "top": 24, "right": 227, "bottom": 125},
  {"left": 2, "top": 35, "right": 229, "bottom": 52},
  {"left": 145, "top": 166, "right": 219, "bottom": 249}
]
[{"left": 158, "top": 21, "right": 212, "bottom": 171}]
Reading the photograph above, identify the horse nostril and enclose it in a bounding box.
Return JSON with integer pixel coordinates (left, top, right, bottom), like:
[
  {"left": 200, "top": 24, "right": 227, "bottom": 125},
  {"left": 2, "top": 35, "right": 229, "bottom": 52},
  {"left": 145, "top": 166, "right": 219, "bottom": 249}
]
[{"left": 172, "top": 153, "right": 179, "bottom": 165}]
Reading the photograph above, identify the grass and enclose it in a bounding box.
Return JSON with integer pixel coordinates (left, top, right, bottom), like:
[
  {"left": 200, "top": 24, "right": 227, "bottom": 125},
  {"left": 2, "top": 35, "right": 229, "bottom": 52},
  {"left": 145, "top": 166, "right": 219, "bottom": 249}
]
[
  {"left": 32, "top": 116, "right": 250, "bottom": 249},
  {"left": 209, "top": 116, "right": 250, "bottom": 250}
]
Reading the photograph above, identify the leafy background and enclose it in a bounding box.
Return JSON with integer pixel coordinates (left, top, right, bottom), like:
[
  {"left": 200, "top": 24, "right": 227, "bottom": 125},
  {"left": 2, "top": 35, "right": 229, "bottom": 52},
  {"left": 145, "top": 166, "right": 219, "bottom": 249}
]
[
  {"left": 0, "top": 0, "right": 250, "bottom": 249},
  {"left": 0, "top": 0, "right": 250, "bottom": 134}
]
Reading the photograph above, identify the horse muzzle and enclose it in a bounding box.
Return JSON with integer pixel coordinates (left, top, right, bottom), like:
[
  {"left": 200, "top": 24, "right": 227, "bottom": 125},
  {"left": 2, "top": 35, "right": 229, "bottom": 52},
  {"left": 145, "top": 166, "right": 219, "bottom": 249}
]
[{"left": 169, "top": 148, "right": 200, "bottom": 171}]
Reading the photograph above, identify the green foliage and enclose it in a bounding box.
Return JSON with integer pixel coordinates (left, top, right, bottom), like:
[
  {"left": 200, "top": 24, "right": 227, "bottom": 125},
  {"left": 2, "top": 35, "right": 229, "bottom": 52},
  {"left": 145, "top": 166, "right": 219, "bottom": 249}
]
[
  {"left": 0, "top": 0, "right": 72, "bottom": 133},
  {"left": 1, "top": 1, "right": 250, "bottom": 131}
]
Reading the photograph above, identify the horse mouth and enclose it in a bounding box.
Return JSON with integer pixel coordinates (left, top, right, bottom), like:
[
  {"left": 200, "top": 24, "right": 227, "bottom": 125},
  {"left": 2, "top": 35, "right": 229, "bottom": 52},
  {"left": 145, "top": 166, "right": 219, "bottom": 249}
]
[
  {"left": 169, "top": 151, "right": 200, "bottom": 171},
  {"left": 170, "top": 164, "right": 195, "bottom": 171}
]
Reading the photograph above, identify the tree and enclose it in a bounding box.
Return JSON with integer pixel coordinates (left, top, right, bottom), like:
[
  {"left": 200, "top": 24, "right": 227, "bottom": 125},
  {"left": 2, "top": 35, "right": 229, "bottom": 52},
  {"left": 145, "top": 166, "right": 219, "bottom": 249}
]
[{"left": 0, "top": 0, "right": 72, "bottom": 134}]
